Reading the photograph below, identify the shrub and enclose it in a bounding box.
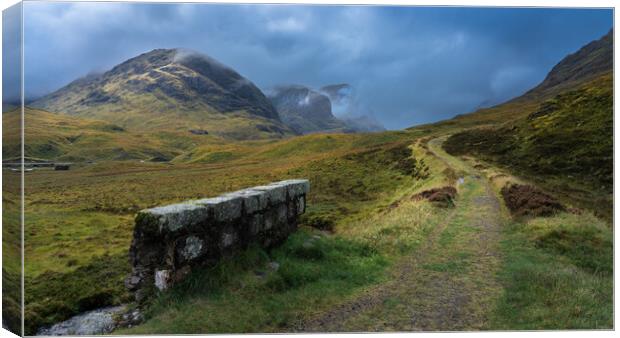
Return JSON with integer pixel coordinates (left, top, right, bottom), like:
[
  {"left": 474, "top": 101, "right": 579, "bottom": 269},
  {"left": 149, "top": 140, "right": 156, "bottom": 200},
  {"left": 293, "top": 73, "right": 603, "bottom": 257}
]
[
  {"left": 501, "top": 184, "right": 564, "bottom": 217},
  {"left": 411, "top": 186, "right": 457, "bottom": 207}
]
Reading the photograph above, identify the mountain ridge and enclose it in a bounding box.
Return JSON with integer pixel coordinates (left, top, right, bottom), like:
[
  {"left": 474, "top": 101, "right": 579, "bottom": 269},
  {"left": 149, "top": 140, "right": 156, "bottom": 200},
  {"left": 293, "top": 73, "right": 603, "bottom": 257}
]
[{"left": 32, "top": 48, "right": 293, "bottom": 139}]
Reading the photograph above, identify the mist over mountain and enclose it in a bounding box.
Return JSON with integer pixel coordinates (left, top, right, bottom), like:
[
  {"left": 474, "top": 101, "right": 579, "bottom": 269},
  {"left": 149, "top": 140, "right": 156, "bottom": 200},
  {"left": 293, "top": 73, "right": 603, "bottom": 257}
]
[
  {"left": 267, "top": 85, "right": 347, "bottom": 134},
  {"left": 20, "top": 3, "right": 612, "bottom": 129},
  {"left": 267, "top": 83, "right": 385, "bottom": 134},
  {"left": 319, "top": 84, "right": 385, "bottom": 132}
]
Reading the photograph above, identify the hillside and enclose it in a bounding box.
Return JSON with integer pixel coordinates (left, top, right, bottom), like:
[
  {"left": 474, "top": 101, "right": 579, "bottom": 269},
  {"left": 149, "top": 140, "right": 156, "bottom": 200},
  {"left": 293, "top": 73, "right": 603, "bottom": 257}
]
[
  {"left": 3, "top": 107, "right": 228, "bottom": 162},
  {"left": 32, "top": 49, "right": 294, "bottom": 139},
  {"left": 525, "top": 29, "right": 613, "bottom": 98},
  {"left": 432, "top": 30, "right": 613, "bottom": 220}
]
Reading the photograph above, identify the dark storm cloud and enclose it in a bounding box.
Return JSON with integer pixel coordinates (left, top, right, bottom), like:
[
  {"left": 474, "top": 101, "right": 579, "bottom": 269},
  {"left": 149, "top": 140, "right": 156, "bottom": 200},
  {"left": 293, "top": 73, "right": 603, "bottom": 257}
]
[
  {"left": 3, "top": 2, "right": 22, "bottom": 106},
  {"left": 19, "top": 3, "right": 612, "bottom": 129}
]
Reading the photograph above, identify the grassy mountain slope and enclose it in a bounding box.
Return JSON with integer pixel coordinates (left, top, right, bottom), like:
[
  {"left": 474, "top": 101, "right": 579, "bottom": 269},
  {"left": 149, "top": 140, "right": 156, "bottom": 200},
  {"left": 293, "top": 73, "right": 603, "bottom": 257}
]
[
  {"left": 444, "top": 73, "right": 612, "bottom": 190},
  {"left": 32, "top": 49, "right": 294, "bottom": 139}
]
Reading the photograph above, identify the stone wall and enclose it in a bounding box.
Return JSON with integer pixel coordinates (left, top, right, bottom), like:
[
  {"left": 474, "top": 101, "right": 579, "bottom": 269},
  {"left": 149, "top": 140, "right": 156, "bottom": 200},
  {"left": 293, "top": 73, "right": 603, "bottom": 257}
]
[{"left": 125, "top": 179, "right": 309, "bottom": 301}]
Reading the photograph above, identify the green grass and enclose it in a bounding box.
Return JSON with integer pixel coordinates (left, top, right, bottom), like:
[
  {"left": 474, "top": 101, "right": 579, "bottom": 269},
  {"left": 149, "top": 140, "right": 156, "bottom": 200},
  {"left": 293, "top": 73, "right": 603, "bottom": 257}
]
[
  {"left": 491, "top": 213, "right": 612, "bottom": 329},
  {"left": 119, "top": 228, "right": 389, "bottom": 333},
  {"left": 24, "top": 253, "right": 131, "bottom": 335}
]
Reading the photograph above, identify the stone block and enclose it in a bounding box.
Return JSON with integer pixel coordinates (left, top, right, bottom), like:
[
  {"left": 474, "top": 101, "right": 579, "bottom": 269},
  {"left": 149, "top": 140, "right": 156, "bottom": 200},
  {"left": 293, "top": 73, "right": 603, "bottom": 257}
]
[
  {"left": 249, "top": 184, "right": 287, "bottom": 205},
  {"left": 249, "top": 213, "right": 264, "bottom": 235},
  {"left": 178, "top": 235, "right": 204, "bottom": 261},
  {"left": 222, "top": 189, "right": 264, "bottom": 214},
  {"left": 270, "top": 179, "right": 310, "bottom": 198},
  {"left": 154, "top": 269, "right": 172, "bottom": 291},
  {"left": 297, "top": 195, "right": 306, "bottom": 214},
  {"left": 140, "top": 202, "right": 210, "bottom": 233},
  {"left": 194, "top": 195, "right": 242, "bottom": 222}
]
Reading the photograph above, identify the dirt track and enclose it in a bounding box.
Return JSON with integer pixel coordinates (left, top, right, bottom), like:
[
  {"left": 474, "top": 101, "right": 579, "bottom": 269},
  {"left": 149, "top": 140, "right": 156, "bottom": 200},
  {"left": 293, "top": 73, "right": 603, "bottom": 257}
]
[{"left": 298, "top": 137, "right": 504, "bottom": 332}]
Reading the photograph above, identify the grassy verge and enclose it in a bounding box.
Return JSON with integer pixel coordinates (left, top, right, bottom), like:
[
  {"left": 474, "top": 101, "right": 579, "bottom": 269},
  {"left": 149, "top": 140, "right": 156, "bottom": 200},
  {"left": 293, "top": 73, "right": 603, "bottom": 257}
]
[
  {"left": 484, "top": 168, "right": 613, "bottom": 329},
  {"left": 491, "top": 213, "right": 612, "bottom": 329},
  {"left": 439, "top": 143, "right": 613, "bottom": 330},
  {"left": 118, "top": 228, "right": 387, "bottom": 333}
]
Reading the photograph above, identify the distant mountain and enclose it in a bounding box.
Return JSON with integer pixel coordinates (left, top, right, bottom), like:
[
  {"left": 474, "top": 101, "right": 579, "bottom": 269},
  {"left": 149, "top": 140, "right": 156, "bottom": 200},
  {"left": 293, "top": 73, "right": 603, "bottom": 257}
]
[
  {"left": 319, "top": 83, "right": 385, "bottom": 132},
  {"left": 32, "top": 49, "right": 293, "bottom": 139},
  {"left": 267, "top": 85, "right": 347, "bottom": 134},
  {"left": 320, "top": 83, "right": 352, "bottom": 106},
  {"left": 267, "top": 83, "right": 385, "bottom": 134}
]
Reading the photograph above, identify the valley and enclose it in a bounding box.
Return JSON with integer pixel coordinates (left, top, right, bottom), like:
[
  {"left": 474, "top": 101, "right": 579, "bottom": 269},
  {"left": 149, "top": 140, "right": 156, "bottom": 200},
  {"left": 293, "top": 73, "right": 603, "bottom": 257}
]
[{"left": 2, "top": 28, "right": 613, "bottom": 335}]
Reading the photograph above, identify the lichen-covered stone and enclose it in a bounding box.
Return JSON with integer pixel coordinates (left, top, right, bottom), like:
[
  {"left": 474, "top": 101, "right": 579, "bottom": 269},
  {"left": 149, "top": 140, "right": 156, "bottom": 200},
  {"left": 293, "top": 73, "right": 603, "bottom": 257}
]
[
  {"left": 271, "top": 179, "right": 310, "bottom": 198},
  {"left": 154, "top": 269, "right": 171, "bottom": 291},
  {"left": 222, "top": 189, "right": 264, "bottom": 214},
  {"left": 142, "top": 203, "right": 209, "bottom": 233},
  {"left": 250, "top": 184, "right": 287, "bottom": 205},
  {"left": 195, "top": 195, "right": 242, "bottom": 222},
  {"left": 180, "top": 236, "right": 204, "bottom": 261},
  {"left": 297, "top": 195, "right": 306, "bottom": 214}
]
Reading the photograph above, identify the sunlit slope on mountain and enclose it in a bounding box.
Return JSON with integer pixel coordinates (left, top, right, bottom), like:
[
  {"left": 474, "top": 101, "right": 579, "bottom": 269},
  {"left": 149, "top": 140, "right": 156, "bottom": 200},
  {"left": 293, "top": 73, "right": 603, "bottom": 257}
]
[
  {"left": 443, "top": 73, "right": 613, "bottom": 218},
  {"left": 32, "top": 49, "right": 294, "bottom": 139}
]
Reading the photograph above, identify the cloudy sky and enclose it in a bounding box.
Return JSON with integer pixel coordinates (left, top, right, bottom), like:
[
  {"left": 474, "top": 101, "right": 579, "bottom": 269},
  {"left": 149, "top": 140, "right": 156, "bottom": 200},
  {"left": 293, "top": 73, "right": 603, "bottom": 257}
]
[{"left": 6, "top": 2, "right": 614, "bottom": 129}]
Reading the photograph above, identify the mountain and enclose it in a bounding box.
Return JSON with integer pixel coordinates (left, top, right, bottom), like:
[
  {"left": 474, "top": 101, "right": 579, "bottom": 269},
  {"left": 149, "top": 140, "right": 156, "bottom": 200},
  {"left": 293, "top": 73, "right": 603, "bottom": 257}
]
[
  {"left": 267, "top": 85, "right": 347, "bottom": 134},
  {"left": 320, "top": 83, "right": 386, "bottom": 132},
  {"left": 32, "top": 49, "right": 294, "bottom": 139},
  {"left": 267, "top": 83, "right": 386, "bottom": 134}
]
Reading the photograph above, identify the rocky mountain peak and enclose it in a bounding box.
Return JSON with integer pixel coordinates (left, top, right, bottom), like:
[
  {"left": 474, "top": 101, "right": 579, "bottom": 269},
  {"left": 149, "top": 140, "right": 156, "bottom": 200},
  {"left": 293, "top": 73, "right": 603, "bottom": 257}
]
[{"left": 33, "top": 48, "right": 281, "bottom": 127}]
